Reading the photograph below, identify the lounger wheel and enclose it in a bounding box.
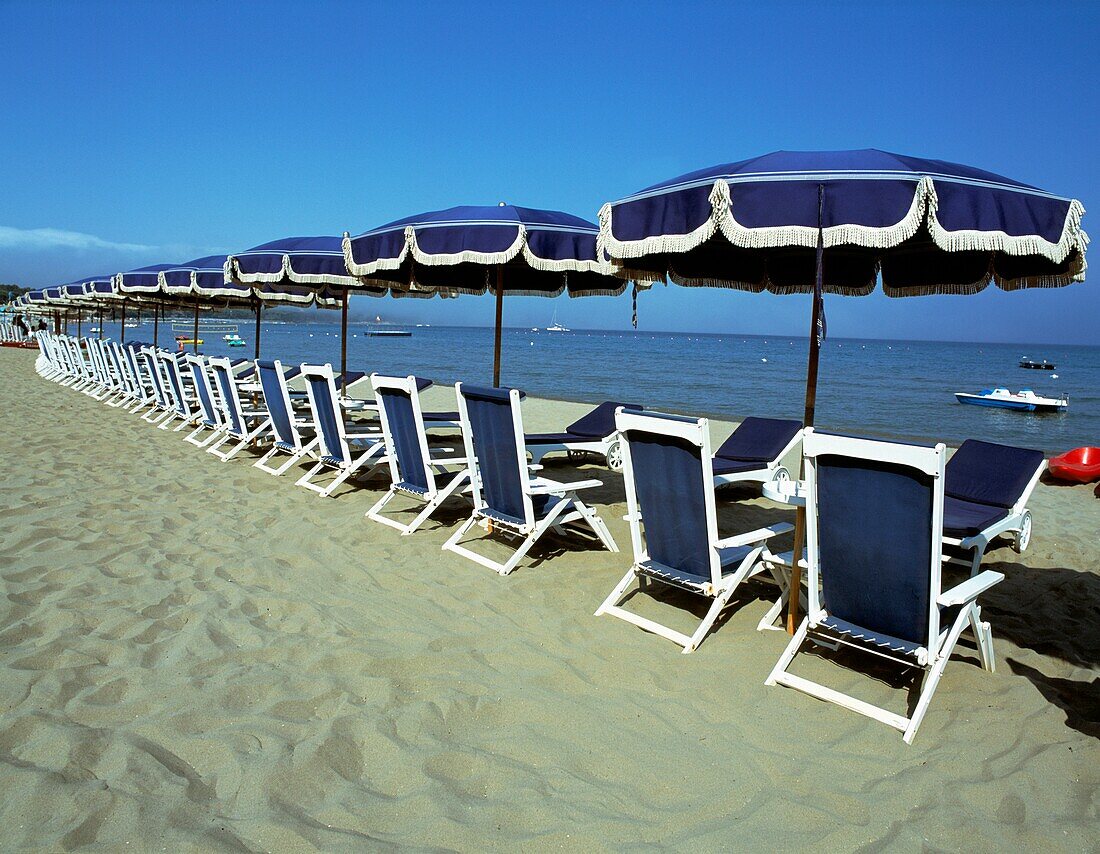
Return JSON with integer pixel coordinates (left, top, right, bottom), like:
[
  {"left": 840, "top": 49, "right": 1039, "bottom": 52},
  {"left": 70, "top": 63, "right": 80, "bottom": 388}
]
[
  {"left": 772, "top": 467, "right": 790, "bottom": 484},
  {"left": 605, "top": 439, "right": 623, "bottom": 472},
  {"left": 1013, "top": 510, "right": 1032, "bottom": 553}
]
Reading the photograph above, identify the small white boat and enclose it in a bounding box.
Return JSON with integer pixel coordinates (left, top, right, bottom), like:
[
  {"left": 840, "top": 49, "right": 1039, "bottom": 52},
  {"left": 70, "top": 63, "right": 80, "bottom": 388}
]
[
  {"left": 223, "top": 333, "right": 246, "bottom": 347},
  {"left": 955, "top": 387, "right": 1068, "bottom": 412}
]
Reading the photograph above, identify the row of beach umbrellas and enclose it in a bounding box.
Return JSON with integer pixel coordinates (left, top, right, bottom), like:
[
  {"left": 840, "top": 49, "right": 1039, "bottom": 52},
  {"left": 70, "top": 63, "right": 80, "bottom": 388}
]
[{"left": 10, "top": 148, "right": 1088, "bottom": 630}]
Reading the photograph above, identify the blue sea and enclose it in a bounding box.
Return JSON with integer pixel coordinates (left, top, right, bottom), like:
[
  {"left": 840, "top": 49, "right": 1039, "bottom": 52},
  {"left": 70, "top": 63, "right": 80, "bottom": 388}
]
[{"left": 89, "top": 317, "right": 1099, "bottom": 453}]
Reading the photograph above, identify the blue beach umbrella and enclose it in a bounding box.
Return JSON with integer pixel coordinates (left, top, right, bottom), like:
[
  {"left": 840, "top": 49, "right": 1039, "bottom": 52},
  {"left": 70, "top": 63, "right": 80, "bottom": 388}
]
[
  {"left": 343, "top": 203, "right": 631, "bottom": 385},
  {"left": 227, "top": 235, "right": 438, "bottom": 383},
  {"left": 159, "top": 254, "right": 247, "bottom": 353},
  {"left": 597, "top": 148, "right": 1088, "bottom": 631}
]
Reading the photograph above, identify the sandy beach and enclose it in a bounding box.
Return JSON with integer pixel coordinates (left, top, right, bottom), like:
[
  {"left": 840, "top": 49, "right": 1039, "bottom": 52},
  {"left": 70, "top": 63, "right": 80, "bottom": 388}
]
[{"left": 0, "top": 344, "right": 1097, "bottom": 851}]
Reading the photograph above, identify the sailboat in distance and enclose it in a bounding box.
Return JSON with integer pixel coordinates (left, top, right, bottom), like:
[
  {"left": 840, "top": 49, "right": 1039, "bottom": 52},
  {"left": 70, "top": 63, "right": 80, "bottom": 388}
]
[{"left": 545, "top": 310, "right": 570, "bottom": 332}]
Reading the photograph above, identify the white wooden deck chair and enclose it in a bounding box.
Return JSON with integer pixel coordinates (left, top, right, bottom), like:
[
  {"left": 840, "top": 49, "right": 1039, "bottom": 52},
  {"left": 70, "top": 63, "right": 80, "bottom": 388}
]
[
  {"left": 93, "top": 338, "right": 124, "bottom": 401},
  {"left": 595, "top": 409, "right": 793, "bottom": 653},
  {"left": 155, "top": 351, "right": 199, "bottom": 431},
  {"left": 121, "top": 343, "right": 156, "bottom": 413},
  {"left": 102, "top": 341, "right": 135, "bottom": 407},
  {"left": 366, "top": 374, "right": 471, "bottom": 534},
  {"left": 295, "top": 364, "right": 386, "bottom": 497},
  {"left": 525, "top": 401, "right": 642, "bottom": 472},
  {"left": 34, "top": 334, "right": 59, "bottom": 379},
  {"left": 206, "top": 356, "right": 272, "bottom": 461},
  {"left": 138, "top": 346, "right": 175, "bottom": 424},
  {"left": 85, "top": 339, "right": 115, "bottom": 398},
  {"left": 712, "top": 417, "right": 804, "bottom": 488},
  {"left": 766, "top": 428, "right": 1004, "bottom": 744},
  {"left": 113, "top": 341, "right": 148, "bottom": 409},
  {"left": 940, "top": 439, "right": 1046, "bottom": 576},
  {"left": 181, "top": 355, "right": 225, "bottom": 447},
  {"left": 253, "top": 359, "right": 319, "bottom": 475},
  {"left": 442, "top": 384, "right": 618, "bottom": 575},
  {"left": 65, "top": 337, "right": 94, "bottom": 390}
]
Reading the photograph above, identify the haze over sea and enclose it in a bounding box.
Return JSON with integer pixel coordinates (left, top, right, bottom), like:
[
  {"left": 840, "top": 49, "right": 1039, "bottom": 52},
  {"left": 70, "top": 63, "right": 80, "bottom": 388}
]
[{"left": 92, "top": 316, "right": 1098, "bottom": 454}]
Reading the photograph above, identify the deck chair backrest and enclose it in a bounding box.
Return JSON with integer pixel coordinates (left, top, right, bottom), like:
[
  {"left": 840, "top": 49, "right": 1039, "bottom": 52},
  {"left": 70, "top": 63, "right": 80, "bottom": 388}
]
[
  {"left": 617, "top": 409, "right": 720, "bottom": 584},
  {"left": 110, "top": 342, "right": 136, "bottom": 394},
  {"left": 257, "top": 360, "right": 298, "bottom": 449},
  {"left": 88, "top": 339, "right": 109, "bottom": 382},
  {"left": 455, "top": 384, "right": 533, "bottom": 525},
  {"left": 301, "top": 364, "right": 349, "bottom": 464},
  {"left": 372, "top": 374, "right": 436, "bottom": 495},
  {"left": 209, "top": 357, "right": 248, "bottom": 438},
  {"left": 804, "top": 429, "right": 946, "bottom": 652},
  {"left": 184, "top": 355, "right": 221, "bottom": 427},
  {"left": 71, "top": 337, "right": 91, "bottom": 377},
  {"left": 157, "top": 351, "right": 192, "bottom": 419},
  {"left": 105, "top": 342, "right": 129, "bottom": 390},
  {"left": 140, "top": 347, "right": 171, "bottom": 408},
  {"left": 946, "top": 439, "right": 1045, "bottom": 510},
  {"left": 122, "top": 344, "right": 149, "bottom": 398}
]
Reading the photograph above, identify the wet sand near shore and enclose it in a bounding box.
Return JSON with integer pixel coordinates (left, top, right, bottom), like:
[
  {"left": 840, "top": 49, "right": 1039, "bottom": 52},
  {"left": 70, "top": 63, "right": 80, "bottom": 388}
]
[{"left": 0, "top": 346, "right": 1096, "bottom": 850}]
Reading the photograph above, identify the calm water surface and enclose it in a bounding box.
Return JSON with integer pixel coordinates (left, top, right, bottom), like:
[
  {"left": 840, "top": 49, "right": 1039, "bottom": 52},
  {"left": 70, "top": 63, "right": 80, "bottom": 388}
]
[{"left": 92, "top": 318, "right": 1098, "bottom": 453}]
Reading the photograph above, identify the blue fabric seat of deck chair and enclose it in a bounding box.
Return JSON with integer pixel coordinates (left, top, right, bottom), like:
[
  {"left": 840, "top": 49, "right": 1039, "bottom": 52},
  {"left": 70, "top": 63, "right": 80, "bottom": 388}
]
[
  {"left": 463, "top": 386, "right": 551, "bottom": 524},
  {"left": 258, "top": 361, "right": 296, "bottom": 450},
  {"left": 714, "top": 417, "right": 802, "bottom": 464},
  {"left": 624, "top": 428, "right": 712, "bottom": 587},
  {"left": 375, "top": 376, "right": 431, "bottom": 496},
  {"left": 941, "top": 439, "right": 1045, "bottom": 538},
  {"left": 815, "top": 454, "right": 937, "bottom": 657},
  {"left": 188, "top": 361, "right": 219, "bottom": 428},
  {"left": 526, "top": 401, "right": 641, "bottom": 444},
  {"left": 306, "top": 374, "right": 346, "bottom": 465},
  {"left": 213, "top": 365, "right": 245, "bottom": 437}
]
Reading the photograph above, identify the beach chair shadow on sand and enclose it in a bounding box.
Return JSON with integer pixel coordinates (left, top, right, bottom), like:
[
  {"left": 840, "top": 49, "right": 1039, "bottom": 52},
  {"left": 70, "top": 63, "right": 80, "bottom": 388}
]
[
  {"left": 766, "top": 429, "right": 1005, "bottom": 744},
  {"left": 442, "top": 384, "right": 619, "bottom": 576},
  {"left": 595, "top": 409, "right": 792, "bottom": 654}
]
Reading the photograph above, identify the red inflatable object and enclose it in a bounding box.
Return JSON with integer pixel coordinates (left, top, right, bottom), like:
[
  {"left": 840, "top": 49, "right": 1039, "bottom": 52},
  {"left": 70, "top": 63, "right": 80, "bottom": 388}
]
[{"left": 1048, "top": 447, "right": 1100, "bottom": 484}]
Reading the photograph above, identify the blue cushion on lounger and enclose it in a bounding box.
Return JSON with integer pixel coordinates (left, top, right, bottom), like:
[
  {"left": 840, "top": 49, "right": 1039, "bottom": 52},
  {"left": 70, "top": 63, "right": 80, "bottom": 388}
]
[
  {"left": 942, "top": 496, "right": 1010, "bottom": 538},
  {"left": 715, "top": 417, "right": 802, "bottom": 463},
  {"left": 524, "top": 431, "right": 576, "bottom": 445},
  {"left": 945, "top": 439, "right": 1045, "bottom": 509},
  {"left": 565, "top": 401, "right": 642, "bottom": 439},
  {"left": 711, "top": 457, "right": 766, "bottom": 477}
]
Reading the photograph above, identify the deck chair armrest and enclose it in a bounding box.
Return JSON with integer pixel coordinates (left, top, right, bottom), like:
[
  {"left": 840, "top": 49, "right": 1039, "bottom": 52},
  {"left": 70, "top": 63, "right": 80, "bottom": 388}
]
[
  {"left": 529, "top": 477, "right": 602, "bottom": 494},
  {"left": 429, "top": 453, "right": 469, "bottom": 465},
  {"left": 527, "top": 464, "right": 543, "bottom": 472},
  {"left": 937, "top": 570, "right": 1005, "bottom": 606},
  {"left": 715, "top": 522, "right": 794, "bottom": 550}
]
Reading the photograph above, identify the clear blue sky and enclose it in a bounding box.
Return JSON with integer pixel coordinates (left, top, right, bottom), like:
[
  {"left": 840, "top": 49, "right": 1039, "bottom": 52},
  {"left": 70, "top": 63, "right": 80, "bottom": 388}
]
[{"left": 1, "top": 0, "right": 1096, "bottom": 344}]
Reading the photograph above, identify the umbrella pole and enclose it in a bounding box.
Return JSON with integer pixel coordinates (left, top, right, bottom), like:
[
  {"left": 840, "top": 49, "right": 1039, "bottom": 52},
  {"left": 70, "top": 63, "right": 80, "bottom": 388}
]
[
  {"left": 786, "top": 185, "right": 825, "bottom": 635},
  {"left": 254, "top": 298, "right": 262, "bottom": 360},
  {"left": 340, "top": 289, "right": 349, "bottom": 396},
  {"left": 77, "top": 311, "right": 81, "bottom": 338},
  {"left": 97, "top": 307, "right": 103, "bottom": 340},
  {"left": 153, "top": 304, "right": 159, "bottom": 347},
  {"left": 192, "top": 300, "right": 199, "bottom": 354},
  {"left": 120, "top": 301, "right": 127, "bottom": 343},
  {"left": 492, "top": 266, "right": 504, "bottom": 387}
]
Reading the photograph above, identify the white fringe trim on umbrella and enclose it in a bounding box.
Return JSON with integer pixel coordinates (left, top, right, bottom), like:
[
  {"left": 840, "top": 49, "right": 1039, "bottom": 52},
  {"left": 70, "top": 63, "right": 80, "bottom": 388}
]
[
  {"left": 601, "top": 176, "right": 1088, "bottom": 268},
  {"left": 224, "top": 256, "right": 287, "bottom": 285},
  {"left": 283, "top": 254, "right": 359, "bottom": 287},
  {"left": 342, "top": 230, "right": 412, "bottom": 277}
]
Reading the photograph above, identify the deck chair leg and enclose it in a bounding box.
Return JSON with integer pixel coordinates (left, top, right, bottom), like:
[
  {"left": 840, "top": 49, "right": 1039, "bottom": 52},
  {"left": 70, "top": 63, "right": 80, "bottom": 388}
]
[
  {"left": 295, "top": 460, "right": 329, "bottom": 491},
  {"left": 365, "top": 489, "right": 405, "bottom": 531},
  {"left": 573, "top": 500, "right": 619, "bottom": 553},
  {"left": 903, "top": 606, "right": 974, "bottom": 744},
  {"left": 968, "top": 603, "right": 996, "bottom": 673},
  {"left": 594, "top": 568, "right": 641, "bottom": 617},
  {"left": 442, "top": 515, "right": 481, "bottom": 556},
  {"left": 402, "top": 471, "right": 470, "bottom": 535},
  {"left": 765, "top": 616, "right": 810, "bottom": 687},
  {"left": 680, "top": 547, "right": 763, "bottom": 653}
]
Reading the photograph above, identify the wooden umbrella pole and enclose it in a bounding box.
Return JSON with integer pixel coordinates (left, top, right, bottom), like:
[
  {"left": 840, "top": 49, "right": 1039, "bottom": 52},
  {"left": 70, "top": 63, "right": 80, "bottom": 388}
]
[
  {"left": 120, "top": 301, "right": 127, "bottom": 343},
  {"left": 492, "top": 266, "right": 504, "bottom": 387},
  {"left": 787, "top": 184, "right": 825, "bottom": 635},
  {"left": 340, "top": 289, "right": 349, "bottom": 397},
  {"left": 254, "top": 298, "right": 262, "bottom": 360},
  {"left": 153, "top": 303, "right": 159, "bottom": 347},
  {"left": 77, "top": 311, "right": 82, "bottom": 338},
  {"left": 192, "top": 300, "right": 199, "bottom": 354},
  {"left": 97, "top": 307, "right": 103, "bottom": 340}
]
